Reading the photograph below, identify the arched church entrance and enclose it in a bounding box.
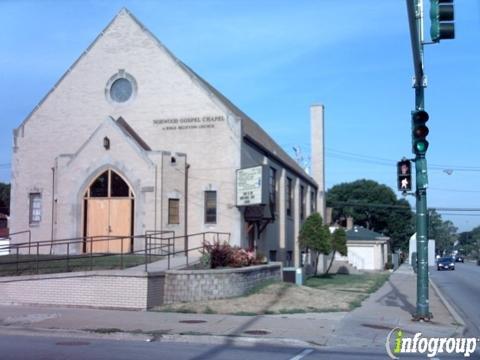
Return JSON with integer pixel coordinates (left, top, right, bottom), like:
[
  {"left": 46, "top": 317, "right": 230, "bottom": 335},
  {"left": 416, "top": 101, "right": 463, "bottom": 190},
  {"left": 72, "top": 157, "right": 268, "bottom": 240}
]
[{"left": 83, "top": 169, "right": 134, "bottom": 253}]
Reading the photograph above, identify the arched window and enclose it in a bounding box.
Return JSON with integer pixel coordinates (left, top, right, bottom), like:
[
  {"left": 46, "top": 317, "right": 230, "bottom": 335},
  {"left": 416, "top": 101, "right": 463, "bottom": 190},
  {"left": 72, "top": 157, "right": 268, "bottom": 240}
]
[{"left": 84, "top": 170, "right": 134, "bottom": 198}]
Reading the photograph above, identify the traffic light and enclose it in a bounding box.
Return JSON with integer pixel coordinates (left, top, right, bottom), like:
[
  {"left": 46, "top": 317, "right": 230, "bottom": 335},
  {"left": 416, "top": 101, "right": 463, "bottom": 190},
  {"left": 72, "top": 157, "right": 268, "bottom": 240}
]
[
  {"left": 397, "top": 159, "right": 412, "bottom": 192},
  {"left": 430, "top": 0, "right": 455, "bottom": 42},
  {"left": 412, "top": 110, "right": 429, "bottom": 156}
]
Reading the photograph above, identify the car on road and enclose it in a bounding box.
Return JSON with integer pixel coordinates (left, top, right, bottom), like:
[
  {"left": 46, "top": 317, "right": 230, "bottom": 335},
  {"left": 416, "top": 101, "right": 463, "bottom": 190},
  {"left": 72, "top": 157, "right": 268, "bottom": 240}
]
[
  {"left": 437, "top": 257, "right": 455, "bottom": 271},
  {"left": 455, "top": 255, "right": 464, "bottom": 263}
]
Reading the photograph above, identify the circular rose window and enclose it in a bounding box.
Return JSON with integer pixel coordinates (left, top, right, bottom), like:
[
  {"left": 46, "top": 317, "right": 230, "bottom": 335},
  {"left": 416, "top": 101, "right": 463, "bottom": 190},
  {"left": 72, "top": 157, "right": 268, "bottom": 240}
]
[{"left": 106, "top": 70, "right": 137, "bottom": 104}]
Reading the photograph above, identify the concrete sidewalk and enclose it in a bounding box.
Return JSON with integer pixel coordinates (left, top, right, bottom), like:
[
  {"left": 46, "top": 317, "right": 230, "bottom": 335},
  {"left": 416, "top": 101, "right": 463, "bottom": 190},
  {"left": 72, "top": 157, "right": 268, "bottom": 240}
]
[
  {"left": 0, "top": 264, "right": 463, "bottom": 349},
  {"left": 327, "top": 264, "right": 463, "bottom": 348}
]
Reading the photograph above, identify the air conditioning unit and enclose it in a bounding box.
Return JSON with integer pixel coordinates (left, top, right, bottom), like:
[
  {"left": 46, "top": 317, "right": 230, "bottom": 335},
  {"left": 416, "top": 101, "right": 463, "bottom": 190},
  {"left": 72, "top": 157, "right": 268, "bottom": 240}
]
[{"left": 282, "top": 267, "right": 304, "bottom": 285}]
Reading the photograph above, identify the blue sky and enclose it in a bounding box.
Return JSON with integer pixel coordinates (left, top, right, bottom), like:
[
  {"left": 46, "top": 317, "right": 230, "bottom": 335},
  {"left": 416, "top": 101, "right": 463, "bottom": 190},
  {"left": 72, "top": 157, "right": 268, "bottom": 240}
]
[{"left": 1, "top": 0, "right": 479, "bottom": 231}]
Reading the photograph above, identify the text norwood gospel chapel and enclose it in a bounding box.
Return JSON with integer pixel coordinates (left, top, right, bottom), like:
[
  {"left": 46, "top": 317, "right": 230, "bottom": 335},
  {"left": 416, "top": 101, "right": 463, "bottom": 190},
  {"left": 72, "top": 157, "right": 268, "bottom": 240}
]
[{"left": 10, "top": 8, "right": 326, "bottom": 268}]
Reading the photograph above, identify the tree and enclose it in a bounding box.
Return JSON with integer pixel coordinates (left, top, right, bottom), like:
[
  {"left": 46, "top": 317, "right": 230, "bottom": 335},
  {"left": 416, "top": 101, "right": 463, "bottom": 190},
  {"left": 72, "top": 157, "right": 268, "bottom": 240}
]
[
  {"left": 458, "top": 231, "right": 478, "bottom": 258},
  {"left": 325, "top": 228, "right": 347, "bottom": 275},
  {"left": 298, "top": 212, "right": 331, "bottom": 275},
  {"left": 428, "top": 209, "right": 458, "bottom": 255},
  {"left": 0, "top": 182, "right": 10, "bottom": 215},
  {"left": 326, "top": 179, "right": 414, "bottom": 251}
]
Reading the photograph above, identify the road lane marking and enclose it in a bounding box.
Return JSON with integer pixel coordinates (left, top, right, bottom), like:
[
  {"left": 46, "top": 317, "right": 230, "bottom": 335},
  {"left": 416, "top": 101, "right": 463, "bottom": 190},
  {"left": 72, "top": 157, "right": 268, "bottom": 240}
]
[{"left": 289, "top": 348, "right": 314, "bottom": 360}]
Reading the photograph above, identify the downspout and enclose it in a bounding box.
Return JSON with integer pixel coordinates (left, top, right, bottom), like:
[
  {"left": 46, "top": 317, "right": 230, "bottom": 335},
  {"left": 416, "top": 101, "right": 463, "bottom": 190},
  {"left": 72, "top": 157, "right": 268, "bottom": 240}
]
[
  {"left": 154, "top": 165, "right": 158, "bottom": 232},
  {"left": 49, "top": 166, "right": 55, "bottom": 254},
  {"left": 184, "top": 162, "right": 189, "bottom": 253},
  {"left": 160, "top": 154, "right": 164, "bottom": 232}
]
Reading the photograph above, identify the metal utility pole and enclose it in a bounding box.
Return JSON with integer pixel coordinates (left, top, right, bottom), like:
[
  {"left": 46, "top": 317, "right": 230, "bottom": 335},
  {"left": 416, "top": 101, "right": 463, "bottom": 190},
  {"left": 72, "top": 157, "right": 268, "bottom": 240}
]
[
  {"left": 406, "top": 0, "right": 431, "bottom": 321},
  {"left": 406, "top": 0, "right": 455, "bottom": 321}
]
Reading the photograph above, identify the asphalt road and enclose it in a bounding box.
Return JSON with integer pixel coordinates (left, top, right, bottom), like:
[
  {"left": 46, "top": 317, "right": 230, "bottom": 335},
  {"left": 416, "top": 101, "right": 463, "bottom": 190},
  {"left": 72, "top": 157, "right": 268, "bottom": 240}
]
[
  {"left": 430, "top": 261, "right": 480, "bottom": 337},
  {"left": 0, "top": 333, "right": 472, "bottom": 360}
]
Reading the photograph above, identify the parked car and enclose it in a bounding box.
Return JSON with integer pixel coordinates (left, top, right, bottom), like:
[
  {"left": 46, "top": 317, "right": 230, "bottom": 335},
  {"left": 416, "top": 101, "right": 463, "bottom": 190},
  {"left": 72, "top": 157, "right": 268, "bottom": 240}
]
[
  {"left": 437, "top": 257, "right": 455, "bottom": 271},
  {"left": 455, "top": 255, "right": 464, "bottom": 263}
]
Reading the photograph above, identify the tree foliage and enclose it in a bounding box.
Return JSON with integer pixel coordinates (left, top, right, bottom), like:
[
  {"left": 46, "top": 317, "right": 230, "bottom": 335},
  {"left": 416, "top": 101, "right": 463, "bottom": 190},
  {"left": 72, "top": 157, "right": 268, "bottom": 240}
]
[
  {"left": 428, "top": 209, "right": 458, "bottom": 255},
  {"left": 458, "top": 226, "right": 480, "bottom": 258},
  {"left": 326, "top": 179, "right": 414, "bottom": 251},
  {"left": 325, "top": 228, "right": 347, "bottom": 275},
  {"left": 298, "top": 212, "right": 331, "bottom": 275},
  {"left": 0, "top": 182, "right": 10, "bottom": 215}
]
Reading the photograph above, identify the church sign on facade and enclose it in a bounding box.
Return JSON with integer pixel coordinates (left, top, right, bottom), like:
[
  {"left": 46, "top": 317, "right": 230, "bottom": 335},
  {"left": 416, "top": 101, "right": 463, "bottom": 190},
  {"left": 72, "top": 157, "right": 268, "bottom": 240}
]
[
  {"left": 153, "top": 115, "right": 225, "bottom": 131},
  {"left": 236, "top": 165, "right": 267, "bottom": 206}
]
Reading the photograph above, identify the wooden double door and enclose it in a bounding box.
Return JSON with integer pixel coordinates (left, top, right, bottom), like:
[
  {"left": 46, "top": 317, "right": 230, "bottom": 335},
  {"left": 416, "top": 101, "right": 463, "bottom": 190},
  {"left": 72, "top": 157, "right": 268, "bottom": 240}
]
[{"left": 84, "top": 170, "right": 134, "bottom": 253}]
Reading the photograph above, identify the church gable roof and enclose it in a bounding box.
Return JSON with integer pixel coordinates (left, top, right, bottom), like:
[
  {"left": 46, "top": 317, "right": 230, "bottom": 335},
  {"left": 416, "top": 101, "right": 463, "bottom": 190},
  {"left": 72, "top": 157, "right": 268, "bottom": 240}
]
[
  {"left": 116, "top": 117, "right": 151, "bottom": 151},
  {"left": 184, "top": 66, "right": 317, "bottom": 186},
  {"left": 17, "top": 8, "right": 315, "bottom": 186}
]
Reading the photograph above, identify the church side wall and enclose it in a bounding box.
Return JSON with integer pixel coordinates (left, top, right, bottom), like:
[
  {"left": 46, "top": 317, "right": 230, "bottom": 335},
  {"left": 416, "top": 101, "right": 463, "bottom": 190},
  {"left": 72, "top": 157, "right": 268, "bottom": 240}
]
[{"left": 241, "top": 142, "right": 317, "bottom": 267}]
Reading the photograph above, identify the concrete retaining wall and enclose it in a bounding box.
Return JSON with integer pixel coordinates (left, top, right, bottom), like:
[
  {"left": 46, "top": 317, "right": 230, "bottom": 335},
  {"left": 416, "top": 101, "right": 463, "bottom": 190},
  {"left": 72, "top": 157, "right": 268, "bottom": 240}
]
[
  {"left": 0, "top": 270, "right": 165, "bottom": 310},
  {"left": 163, "top": 262, "right": 282, "bottom": 304},
  {"left": 0, "top": 263, "right": 281, "bottom": 309}
]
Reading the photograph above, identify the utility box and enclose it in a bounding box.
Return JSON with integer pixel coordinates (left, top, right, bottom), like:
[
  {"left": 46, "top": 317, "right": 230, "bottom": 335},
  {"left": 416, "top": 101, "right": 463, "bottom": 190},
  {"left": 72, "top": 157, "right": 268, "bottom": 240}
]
[
  {"left": 283, "top": 267, "right": 304, "bottom": 285},
  {"left": 409, "top": 234, "right": 436, "bottom": 266}
]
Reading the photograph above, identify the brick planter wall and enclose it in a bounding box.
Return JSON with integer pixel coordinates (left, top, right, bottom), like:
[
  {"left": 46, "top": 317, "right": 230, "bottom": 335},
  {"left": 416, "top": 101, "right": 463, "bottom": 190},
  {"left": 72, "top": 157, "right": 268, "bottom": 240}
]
[{"left": 163, "top": 262, "right": 282, "bottom": 304}]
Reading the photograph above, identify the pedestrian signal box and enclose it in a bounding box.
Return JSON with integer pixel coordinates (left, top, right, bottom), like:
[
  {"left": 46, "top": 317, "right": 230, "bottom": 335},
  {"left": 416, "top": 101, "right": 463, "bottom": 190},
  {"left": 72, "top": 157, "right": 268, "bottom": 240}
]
[{"left": 397, "top": 159, "right": 412, "bottom": 192}]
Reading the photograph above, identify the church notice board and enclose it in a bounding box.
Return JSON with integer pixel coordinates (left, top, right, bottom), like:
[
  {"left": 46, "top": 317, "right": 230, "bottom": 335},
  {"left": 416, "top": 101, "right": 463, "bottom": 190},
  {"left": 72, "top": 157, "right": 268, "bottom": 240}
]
[{"left": 236, "top": 165, "right": 268, "bottom": 207}]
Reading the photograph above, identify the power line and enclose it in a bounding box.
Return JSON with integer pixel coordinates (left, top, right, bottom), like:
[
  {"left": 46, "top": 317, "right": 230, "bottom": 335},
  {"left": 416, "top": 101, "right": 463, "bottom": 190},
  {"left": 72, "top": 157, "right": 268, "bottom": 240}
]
[
  {"left": 429, "top": 187, "right": 480, "bottom": 193},
  {"left": 323, "top": 147, "right": 480, "bottom": 172},
  {"left": 328, "top": 201, "right": 480, "bottom": 213},
  {"left": 439, "top": 213, "right": 480, "bottom": 217},
  {"left": 434, "top": 207, "right": 480, "bottom": 212},
  {"left": 328, "top": 201, "right": 411, "bottom": 210}
]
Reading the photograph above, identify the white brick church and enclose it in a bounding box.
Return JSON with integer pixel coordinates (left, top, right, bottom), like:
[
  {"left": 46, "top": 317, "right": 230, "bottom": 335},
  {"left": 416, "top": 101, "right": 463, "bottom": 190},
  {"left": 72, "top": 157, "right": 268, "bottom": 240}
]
[{"left": 10, "top": 9, "right": 325, "bottom": 267}]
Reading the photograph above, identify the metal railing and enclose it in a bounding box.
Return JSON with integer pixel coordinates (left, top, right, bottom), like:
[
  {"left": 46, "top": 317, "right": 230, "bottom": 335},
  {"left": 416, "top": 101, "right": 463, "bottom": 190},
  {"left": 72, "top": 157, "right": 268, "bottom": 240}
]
[
  {"left": 160, "top": 231, "right": 231, "bottom": 271},
  {"left": 0, "top": 231, "right": 231, "bottom": 276},
  {"left": 3, "top": 230, "right": 31, "bottom": 254}
]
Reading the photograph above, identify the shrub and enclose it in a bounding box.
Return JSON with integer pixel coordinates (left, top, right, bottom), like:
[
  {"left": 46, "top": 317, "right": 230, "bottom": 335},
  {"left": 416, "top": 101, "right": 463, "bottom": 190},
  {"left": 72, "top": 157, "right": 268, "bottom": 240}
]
[
  {"left": 204, "top": 241, "right": 233, "bottom": 268},
  {"left": 199, "top": 253, "right": 211, "bottom": 269},
  {"left": 203, "top": 241, "right": 257, "bottom": 268},
  {"left": 253, "top": 252, "right": 268, "bottom": 265},
  {"left": 385, "top": 262, "right": 394, "bottom": 270},
  {"left": 229, "top": 247, "right": 255, "bottom": 267}
]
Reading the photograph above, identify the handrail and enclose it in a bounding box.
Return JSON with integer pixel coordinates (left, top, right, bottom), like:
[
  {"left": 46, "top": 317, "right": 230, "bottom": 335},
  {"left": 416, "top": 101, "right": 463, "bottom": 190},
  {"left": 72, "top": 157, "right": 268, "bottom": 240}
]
[
  {"left": 5, "top": 230, "right": 31, "bottom": 254},
  {"left": 0, "top": 231, "right": 231, "bottom": 275}
]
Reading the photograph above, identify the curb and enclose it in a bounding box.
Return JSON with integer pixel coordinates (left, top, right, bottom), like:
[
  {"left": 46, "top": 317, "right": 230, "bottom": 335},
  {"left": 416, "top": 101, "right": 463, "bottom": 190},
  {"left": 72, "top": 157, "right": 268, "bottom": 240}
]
[
  {"left": 429, "top": 278, "right": 466, "bottom": 336},
  {"left": 0, "top": 325, "right": 317, "bottom": 349}
]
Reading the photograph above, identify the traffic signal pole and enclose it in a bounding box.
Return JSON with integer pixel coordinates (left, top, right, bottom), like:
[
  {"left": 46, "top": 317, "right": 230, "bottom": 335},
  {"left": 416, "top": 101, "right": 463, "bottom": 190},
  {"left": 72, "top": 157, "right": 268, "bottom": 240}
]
[{"left": 406, "top": 0, "right": 431, "bottom": 321}]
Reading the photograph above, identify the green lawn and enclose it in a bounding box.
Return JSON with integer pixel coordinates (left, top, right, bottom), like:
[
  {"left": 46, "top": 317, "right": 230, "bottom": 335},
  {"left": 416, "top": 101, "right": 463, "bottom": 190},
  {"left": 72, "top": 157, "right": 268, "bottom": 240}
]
[
  {"left": 305, "top": 272, "right": 390, "bottom": 310},
  {"left": 0, "top": 254, "right": 164, "bottom": 276},
  {"left": 305, "top": 272, "right": 390, "bottom": 294}
]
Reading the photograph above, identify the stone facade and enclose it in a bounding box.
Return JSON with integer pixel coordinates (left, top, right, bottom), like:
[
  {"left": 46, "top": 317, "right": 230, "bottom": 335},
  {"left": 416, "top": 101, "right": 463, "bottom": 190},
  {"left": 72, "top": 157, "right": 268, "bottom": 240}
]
[{"left": 163, "top": 263, "right": 282, "bottom": 304}]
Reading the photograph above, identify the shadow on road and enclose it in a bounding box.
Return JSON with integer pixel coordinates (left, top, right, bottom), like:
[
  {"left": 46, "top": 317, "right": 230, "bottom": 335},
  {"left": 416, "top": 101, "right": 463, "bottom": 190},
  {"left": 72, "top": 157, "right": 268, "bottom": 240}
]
[{"left": 188, "top": 284, "right": 297, "bottom": 360}]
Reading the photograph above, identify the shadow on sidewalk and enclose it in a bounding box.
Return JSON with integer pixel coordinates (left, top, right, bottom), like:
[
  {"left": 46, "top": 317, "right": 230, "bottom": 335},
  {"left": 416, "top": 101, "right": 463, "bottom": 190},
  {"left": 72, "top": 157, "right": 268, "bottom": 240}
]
[{"left": 374, "top": 277, "right": 415, "bottom": 315}]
